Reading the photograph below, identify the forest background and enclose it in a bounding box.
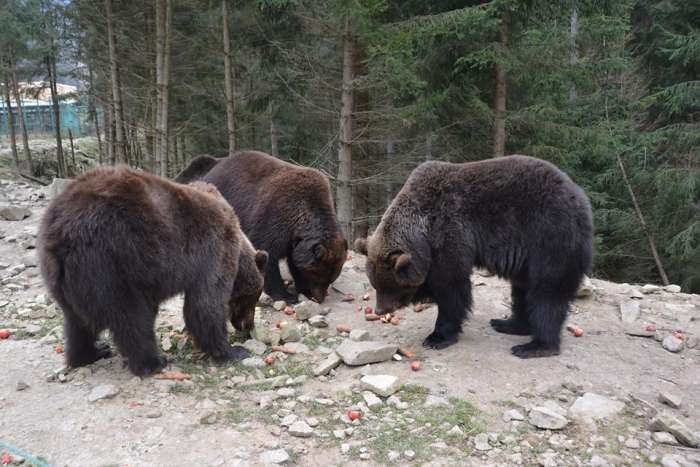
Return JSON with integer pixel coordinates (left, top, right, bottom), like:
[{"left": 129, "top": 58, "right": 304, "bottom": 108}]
[{"left": 0, "top": 0, "right": 698, "bottom": 293}]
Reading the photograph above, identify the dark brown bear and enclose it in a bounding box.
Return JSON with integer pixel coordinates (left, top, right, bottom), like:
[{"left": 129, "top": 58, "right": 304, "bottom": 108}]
[
  {"left": 355, "top": 155, "right": 594, "bottom": 358},
  {"left": 179, "top": 150, "right": 348, "bottom": 305},
  {"left": 38, "top": 166, "right": 268, "bottom": 376},
  {"left": 174, "top": 155, "right": 220, "bottom": 184}
]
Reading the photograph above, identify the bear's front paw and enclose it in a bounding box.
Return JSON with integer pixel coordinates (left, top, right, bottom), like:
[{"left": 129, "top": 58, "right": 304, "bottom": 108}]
[
  {"left": 92, "top": 342, "right": 113, "bottom": 361},
  {"left": 510, "top": 340, "right": 560, "bottom": 358},
  {"left": 223, "top": 345, "right": 250, "bottom": 363},
  {"left": 490, "top": 318, "right": 531, "bottom": 336},
  {"left": 265, "top": 289, "right": 300, "bottom": 305},
  {"left": 280, "top": 293, "right": 300, "bottom": 306},
  {"left": 422, "top": 332, "right": 458, "bottom": 350},
  {"left": 130, "top": 355, "right": 168, "bottom": 377}
]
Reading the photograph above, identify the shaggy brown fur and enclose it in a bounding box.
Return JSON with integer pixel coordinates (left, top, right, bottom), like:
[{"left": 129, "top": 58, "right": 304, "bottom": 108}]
[
  {"left": 38, "top": 166, "right": 268, "bottom": 376},
  {"left": 186, "top": 150, "right": 348, "bottom": 304},
  {"left": 355, "top": 155, "right": 594, "bottom": 358},
  {"left": 173, "top": 155, "right": 220, "bottom": 184}
]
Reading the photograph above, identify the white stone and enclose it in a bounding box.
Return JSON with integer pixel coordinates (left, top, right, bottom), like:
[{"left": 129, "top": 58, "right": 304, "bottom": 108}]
[
  {"left": 288, "top": 420, "right": 313, "bottom": 438},
  {"left": 619, "top": 300, "right": 641, "bottom": 323},
  {"left": 568, "top": 393, "right": 625, "bottom": 420},
  {"left": 529, "top": 406, "right": 568, "bottom": 430},
  {"left": 474, "top": 432, "right": 491, "bottom": 450},
  {"left": 360, "top": 374, "right": 403, "bottom": 397},
  {"left": 259, "top": 449, "right": 289, "bottom": 464},
  {"left": 88, "top": 384, "right": 119, "bottom": 402},
  {"left": 503, "top": 409, "right": 525, "bottom": 422},
  {"left": 363, "top": 392, "right": 384, "bottom": 410},
  {"left": 662, "top": 336, "right": 685, "bottom": 353}
]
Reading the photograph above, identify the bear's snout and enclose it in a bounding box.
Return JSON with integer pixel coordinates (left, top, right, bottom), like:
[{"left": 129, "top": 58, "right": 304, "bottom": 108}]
[
  {"left": 311, "top": 286, "right": 329, "bottom": 304},
  {"left": 374, "top": 296, "right": 397, "bottom": 315}
]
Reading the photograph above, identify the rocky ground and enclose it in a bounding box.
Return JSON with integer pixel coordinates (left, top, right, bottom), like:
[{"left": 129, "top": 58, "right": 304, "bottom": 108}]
[{"left": 1, "top": 154, "right": 700, "bottom": 467}]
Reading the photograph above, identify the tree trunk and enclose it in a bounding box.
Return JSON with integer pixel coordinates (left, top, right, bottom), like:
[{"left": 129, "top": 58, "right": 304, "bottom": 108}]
[
  {"left": 425, "top": 134, "right": 433, "bottom": 161},
  {"left": 269, "top": 104, "right": 278, "bottom": 158},
  {"left": 336, "top": 18, "right": 356, "bottom": 242},
  {"left": 8, "top": 44, "right": 32, "bottom": 172},
  {"left": 162, "top": 0, "right": 172, "bottom": 177},
  {"left": 222, "top": 0, "right": 236, "bottom": 153},
  {"left": 145, "top": 3, "right": 156, "bottom": 172},
  {"left": 68, "top": 128, "right": 75, "bottom": 172},
  {"left": 569, "top": 8, "right": 579, "bottom": 102},
  {"left": 179, "top": 136, "right": 186, "bottom": 168},
  {"left": 492, "top": 8, "right": 508, "bottom": 158},
  {"left": 106, "top": 0, "right": 127, "bottom": 164},
  {"left": 171, "top": 135, "right": 178, "bottom": 172},
  {"left": 106, "top": 93, "right": 115, "bottom": 166},
  {"left": 47, "top": 52, "right": 65, "bottom": 177},
  {"left": 617, "top": 154, "right": 669, "bottom": 285},
  {"left": 154, "top": 0, "right": 164, "bottom": 174},
  {"left": 154, "top": 0, "right": 172, "bottom": 177},
  {"left": 87, "top": 69, "right": 103, "bottom": 165},
  {"left": 385, "top": 138, "right": 394, "bottom": 208},
  {"left": 3, "top": 75, "right": 20, "bottom": 168}
]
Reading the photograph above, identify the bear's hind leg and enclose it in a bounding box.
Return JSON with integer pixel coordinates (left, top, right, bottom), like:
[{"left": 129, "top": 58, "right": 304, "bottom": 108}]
[
  {"left": 490, "top": 284, "right": 531, "bottom": 335},
  {"left": 109, "top": 301, "right": 167, "bottom": 376},
  {"left": 63, "top": 306, "right": 111, "bottom": 368},
  {"left": 184, "top": 286, "right": 250, "bottom": 365},
  {"left": 510, "top": 284, "right": 570, "bottom": 358},
  {"left": 423, "top": 281, "right": 471, "bottom": 350}
]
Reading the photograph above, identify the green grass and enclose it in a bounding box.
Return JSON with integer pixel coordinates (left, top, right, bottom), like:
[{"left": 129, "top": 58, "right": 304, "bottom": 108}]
[
  {"left": 312, "top": 384, "right": 485, "bottom": 463},
  {"left": 169, "top": 383, "right": 192, "bottom": 395},
  {"left": 227, "top": 405, "right": 249, "bottom": 424},
  {"left": 275, "top": 358, "right": 314, "bottom": 380},
  {"left": 0, "top": 317, "right": 64, "bottom": 340},
  {"left": 302, "top": 334, "right": 326, "bottom": 350}
]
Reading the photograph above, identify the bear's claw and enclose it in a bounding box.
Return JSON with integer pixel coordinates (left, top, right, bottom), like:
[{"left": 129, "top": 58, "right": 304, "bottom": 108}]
[
  {"left": 422, "top": 333, "right": 458, "bottom": 350},
  {"left": 490, "top": 318, "right": 531, "bottom": 336},
  {"left": 510, "top": 341, "right": 560, "bottom": 358}
]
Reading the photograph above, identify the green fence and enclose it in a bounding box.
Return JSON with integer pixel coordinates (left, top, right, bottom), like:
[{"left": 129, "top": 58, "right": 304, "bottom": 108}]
[{"left": 0, "top": 98, "right": 96, "bottom": 139}]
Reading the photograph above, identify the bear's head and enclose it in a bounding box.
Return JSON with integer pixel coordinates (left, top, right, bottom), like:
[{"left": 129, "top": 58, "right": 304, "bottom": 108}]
[
  {"left": 292, "top": 234, "right": 348, "bottom": 303},
  {"left": 355, "top": 234, "right": 429, "bottom": 315},
  {"left": 229, "top": 245, "right": 268, "bottom": 332}
]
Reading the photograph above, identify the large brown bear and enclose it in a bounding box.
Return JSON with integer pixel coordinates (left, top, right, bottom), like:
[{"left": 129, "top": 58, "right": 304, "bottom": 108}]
[
  {"left": 176, "top": 150, "right": 348, "bottom": 305},
  {"left": 355, "top": 155, "right": 594, "bottom": 358},
  {"left": 38, "top": 166, "right": 268, "bottom": 376},
  {"left": 174, "top": 155, "right": 219, "bottom": 184}
]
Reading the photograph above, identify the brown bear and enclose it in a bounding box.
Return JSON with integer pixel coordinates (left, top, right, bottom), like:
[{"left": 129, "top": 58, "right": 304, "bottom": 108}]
[
  {"left": 38, "top": 166, "right": 268, "bottom": 376},
  {"left": 174, "top": 155, "right": 220, "bottom": 184},
  {"left": 177, "top": 150, "right": 348, "bottom": 305},
  {"left": 355, "top": 155, "right": 594, "bottom": 358}
]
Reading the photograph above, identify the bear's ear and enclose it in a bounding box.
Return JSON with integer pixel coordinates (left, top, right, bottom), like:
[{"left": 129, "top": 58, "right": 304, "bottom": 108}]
[
  {"left": 354, "top": 238, "right": 368, "bottom": 255},
  {"left": 313, "top": 244, "right": 328, "bottom": 262},
  {"left": 254, "top": 250, "right": 269, "bottom": 271},
  {"left": 394, "top": 253, "right": 413, "bottom": 274}
]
